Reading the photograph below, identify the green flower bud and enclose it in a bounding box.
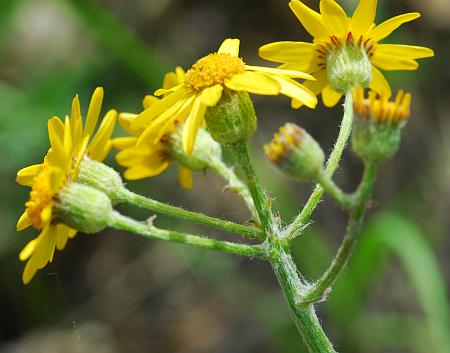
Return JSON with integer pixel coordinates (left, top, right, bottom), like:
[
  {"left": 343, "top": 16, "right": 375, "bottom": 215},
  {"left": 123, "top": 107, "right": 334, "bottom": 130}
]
[
  {"left": 264, "top": 123, "right": 324, "bottom": 181},
  {"left": 204, "top": 89, "right": 257, "bottom": 146},
  {"left": 326, "top": 35, "right": 372, "bottom": 92},
  {"left": 78, "top": 157, "right": 125, "bottom": 202},
  {"left": 55, "top": 182, "right": 113, "bottom": 234},
  {"left": 352, "top": 88, "right": 411, "bottom": 162},
  {"left": 169, "top": 124, "right": 222, "bottom": 171}
]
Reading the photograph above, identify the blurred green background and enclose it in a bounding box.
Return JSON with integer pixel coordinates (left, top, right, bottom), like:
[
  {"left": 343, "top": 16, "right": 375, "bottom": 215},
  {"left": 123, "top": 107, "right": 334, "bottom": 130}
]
[{"left": 0, "top": 0, "right": 449, "bottom": 352}]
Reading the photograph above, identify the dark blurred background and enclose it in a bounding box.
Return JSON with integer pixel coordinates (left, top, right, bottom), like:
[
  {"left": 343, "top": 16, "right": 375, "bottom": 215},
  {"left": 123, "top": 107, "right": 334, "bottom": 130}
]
[{"left": 0, "top": 0, "right": 449, "bottom": 352}]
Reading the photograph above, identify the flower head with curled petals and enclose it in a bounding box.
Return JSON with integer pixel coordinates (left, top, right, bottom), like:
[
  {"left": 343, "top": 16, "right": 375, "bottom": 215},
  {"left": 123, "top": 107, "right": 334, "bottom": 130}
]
[
  {"left": 353, "top": 86, "right": 411, "bottom": 124},
  {"left": 16, "top": 88, "right": 117, "bottom": 284},
  {"left": 130, "top": 38, "right": 318, "bottom": 155},
  {"left": 259, "top": 0, "right": 434, "bottom": 107},
  {"left": 113, "top": 68, "right": 195, "bottom": 189}
]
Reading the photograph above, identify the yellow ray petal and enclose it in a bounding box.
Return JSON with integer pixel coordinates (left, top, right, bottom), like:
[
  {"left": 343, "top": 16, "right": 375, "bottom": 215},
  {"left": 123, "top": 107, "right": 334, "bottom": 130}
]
[
  {"left": 218, "top": 38, "right": 240, "bottom": 57},
  {"left": 322, "top": 85, "right": 343, "bottom": 107},
  {"left": 183, "top": 96, "right": 206, "bottom": 155},
  {"left": 48, "top": 116, "right": 65, "bottom": 149},
  {"left": 56, "top": 224, "right": 76, "bottom": 250},
  {"left": 16, "top": 164, "right": 42, "bottom": 186},
  {"left": 19, "top": 238, "right": 37, "bottom": 261},
  {"left": 225, "top": 72, "right": 281, "bottom": 95},
  {"left": 137, "top": 96, "right": 189, "bottom": 145},
  {"left": 22, "top": 259, "right": 38, "bottom": 285},
  {"left": 132, "top": 87, "right": 186, "bottom": 130},
  {"left": 375, "top": 44, "right": 434, "bottom": 59},
  {"left": 124, "top": 163, "right": 170, "bottom": 180},
  {"left": 350, "top": 0, "right": 377, "bottom": 37},
  {"left": 259, "top": 41, "right": 316, "bottom": 64},
  {"left": 112, "top": 136, "right": 138, "bottom": 150},
  {"left": 163, "top": 71, "right": 181, "bottom": 90},
  {"left": 143, "top": 95, "right": 159, "bottom": 109},
  {"left": 178, "top": 165, "right": 193, "bottom": 189},
  {"left": 369, "top": 66, "right": 392, "bottom": 98},
  {"left": 152, "top": 96, "right": 195, "bottom": 144},
  {"left": 34, "top": 226, "right": 58, "bottom": 268},
  {"left": 292, "top": 69, "right": 327, "bottom": 108},
  {"left": 200, "top": 84, "right": 223, "bottom": 107},
  {"left": 70, "top": 94, "right": 83, "bottom": 149},
  {"left": 88, "top": 109, "right": 118, "bottom": 161},
  {"left": 245, "top": 65, "right": 315, "bottom": 80},
  {"left": 154, "top": 84, "right": 184, "bottom": 97},
  {"left": 270, "top": 76, "right": 318, "bottom": 109},
  {"left": 82, "top": 87, "right": 104, "bottom": 139},
  {"left": 17, "top": 212, "right": 32, "bottom": 231},
  {"left": 63, "top": 116, "right": 73, "bottom": 160},
  {"left": 369, "top": 13, "right": 420, "bottom": 41},
  {"left": 320, "top": 0, "right": 349, "bottom": 37},
  {"left": 372, "top": 53, "right": 419, "bottom": 71},
  {"left": 289, "top": 0, "right": 329, "bottom": 39}
]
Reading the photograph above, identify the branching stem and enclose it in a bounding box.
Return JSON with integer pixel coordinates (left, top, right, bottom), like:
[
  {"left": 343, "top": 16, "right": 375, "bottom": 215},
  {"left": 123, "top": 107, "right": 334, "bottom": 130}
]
[
  {"left": 116, "top": 188, "right": 264, "bottom": 241},
  {"left": 109, "top": 211, "right": 268, "bottom": 258},
  {"left": 286, "top": 91, "right": 354, "bottom": 240}
]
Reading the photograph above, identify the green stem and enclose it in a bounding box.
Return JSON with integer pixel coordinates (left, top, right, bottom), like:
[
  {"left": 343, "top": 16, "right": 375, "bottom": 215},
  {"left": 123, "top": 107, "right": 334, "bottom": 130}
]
[
  {"left": 286, "top": 91, "right": 354, "bottom": 240},
  {"left": 229, "top": 141, "right": 275, "bottom": 235},
  {"left": 109, "top": 211, "right": 268, "bottom": 258},
  {"left": 270, "top": 245, "right": 337, "bottom": 353},
  {"left": 316, "top": 171, "right": 353, "bottom": 209},
  {"left": 300, "top": 161, "right": 378, "bottom": 305},
  {"left": 116, "top": 188, "right": 264, "bottom": 241},
  {"left": 209, "top": 159, "right": 260, "bottom": 224}
]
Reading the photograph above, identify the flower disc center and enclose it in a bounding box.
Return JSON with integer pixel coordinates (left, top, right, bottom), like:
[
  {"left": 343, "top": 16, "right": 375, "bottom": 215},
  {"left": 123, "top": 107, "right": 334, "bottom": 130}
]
[
  {"left": 26, "top": 166, "right": 55, "bottom": 229},
  {"left": 185, "top": 53, "right": 245, "bottom": 92}
]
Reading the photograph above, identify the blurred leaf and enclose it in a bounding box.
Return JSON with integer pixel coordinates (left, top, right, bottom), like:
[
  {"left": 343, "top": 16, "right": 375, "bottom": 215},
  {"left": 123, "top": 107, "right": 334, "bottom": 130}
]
[
  {"left": 65, "top": 0, "right": 167, "bottom": 87},
  {"left": 329, "top": 212, "right": 450, "bottom": 353}
]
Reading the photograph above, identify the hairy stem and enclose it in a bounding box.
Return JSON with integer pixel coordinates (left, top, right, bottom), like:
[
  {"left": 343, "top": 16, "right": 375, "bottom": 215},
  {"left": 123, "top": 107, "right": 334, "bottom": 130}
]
[
  {"left": 301, "top": 161, "right": 378, "bottom": 304},
  {"left": 116, "top": 188, "right": 264, "bottom": 241},
  {"left": 109, "top": 211, "right": 268, "bottom": 258},
  {"left": 286, "top": 91, "right": 354, "bottom": 239},
  {"left": 271, "top": 245, "right": 337, "bottom": 353},
  {"left": 229, "top": 141, "right": 274, "bottom": 236},
  {"left": 210, "top": 159, "right": 260, "bottom": 224},
  {"left": 316, "top": 171, "right": 353, "bottom": 209}
]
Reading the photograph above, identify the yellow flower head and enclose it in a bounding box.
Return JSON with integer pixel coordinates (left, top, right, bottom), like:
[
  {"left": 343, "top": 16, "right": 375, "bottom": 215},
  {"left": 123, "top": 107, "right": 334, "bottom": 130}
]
[
  {"left": 16, "top": 88, "right": 117, "bottom": 284},
  {"left": 353, "top": 86, "right": 411, "bottom": 123},
  {"left": 131, "top": 38, "right": 318, "bottom": 155},
  {"left": 259, "top": 0, "right": 434, "bottom": 107},
  {"left": 113, "top": 68, "right": 194, "bottom": 189}
]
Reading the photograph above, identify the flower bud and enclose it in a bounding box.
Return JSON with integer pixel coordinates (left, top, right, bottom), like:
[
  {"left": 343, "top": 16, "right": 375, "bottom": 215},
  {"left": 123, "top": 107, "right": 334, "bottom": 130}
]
[
  {"left": 78, "top": 157, "right": 125, "bottom": 202},
  {"left": 55, "top": 183, "right": 113, "bottom": 234},
  {"left": 264, "top": 123, "right": 324, "bottom": 181},
  {"left": 352, "top": 88, "right": 411, "bottom": 162},
  {"left": 169, "top": 124, "right": 222, "bottom": 171},
  {"left": 204, "top": 89, "right": 257, "bottom": 146},
  {"left": 326, "top": 35, "right": 372, "bottom": 92}
]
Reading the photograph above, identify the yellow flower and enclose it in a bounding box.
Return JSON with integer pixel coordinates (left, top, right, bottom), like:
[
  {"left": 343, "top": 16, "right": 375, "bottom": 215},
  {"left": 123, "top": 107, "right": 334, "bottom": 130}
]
[
  {"left": 16, "top": 88, "right": 117, "bottom": 284},
  {"left": 113, "top": 68, "right": 194, "bottom": 188},
  {"left": 259, "top": 0, "right": 434, "bottom": 107},
  {"left": 131, "top": 38, "right": 318, "bottom": 155},
  {"left": 353, "top": 86, "right": 411, "bottom": 123}
]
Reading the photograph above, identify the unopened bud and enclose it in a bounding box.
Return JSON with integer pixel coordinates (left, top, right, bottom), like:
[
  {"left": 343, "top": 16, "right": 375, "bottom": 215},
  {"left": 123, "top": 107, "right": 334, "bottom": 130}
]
[
  {"left": 264, "top": 123, "right": 324, "bottom": 181},
  {"left": 78, "top": 157, "right": 125, "bottom": 202},
  {"left": 205, "top": 89, "right": 257, "bottom": 146},
  {"left": 352, "top": 88, "right": 411, "bottom": 162},
  {"left": 55, "top": 183, "right": 112, "bottom": 234}
]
